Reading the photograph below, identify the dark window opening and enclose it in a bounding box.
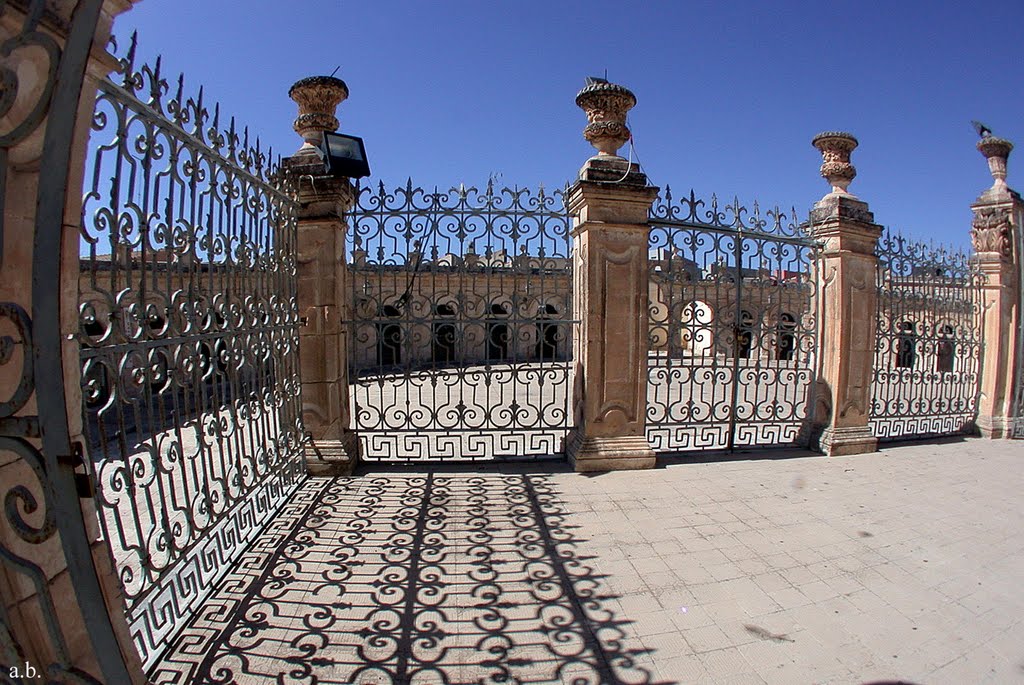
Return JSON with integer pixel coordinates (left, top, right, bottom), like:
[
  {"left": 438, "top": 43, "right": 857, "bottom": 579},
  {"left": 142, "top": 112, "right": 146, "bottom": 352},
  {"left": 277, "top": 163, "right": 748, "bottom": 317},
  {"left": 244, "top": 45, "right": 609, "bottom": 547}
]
[
  {"left": 536, "top": 303, "right": 560, "bottom": 361},
  {"left": 896, "top": 321, "right": 917, "bottom": 369},
  {"left": 377, "top": 305, "right": 402, "bottom": 367},
  {"left": 936, "top": 324, "right": 955, "bottom": 373},
  {"left": 778, "top": 312, "right": 796, "bottom": 361}
]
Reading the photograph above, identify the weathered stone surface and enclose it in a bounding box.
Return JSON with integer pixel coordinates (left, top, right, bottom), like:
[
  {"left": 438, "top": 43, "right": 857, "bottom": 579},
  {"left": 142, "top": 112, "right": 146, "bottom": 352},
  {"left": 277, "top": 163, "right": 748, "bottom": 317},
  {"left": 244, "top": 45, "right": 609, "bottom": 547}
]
[
  {"left": 971, "top": 131, "right": 1020, "bottom": 438},
  {"left": 565, "top": 146, "right": 659, "bottom": 471},
  {"left": 807, "top": 132, "right": 881, "bottom": 456}
]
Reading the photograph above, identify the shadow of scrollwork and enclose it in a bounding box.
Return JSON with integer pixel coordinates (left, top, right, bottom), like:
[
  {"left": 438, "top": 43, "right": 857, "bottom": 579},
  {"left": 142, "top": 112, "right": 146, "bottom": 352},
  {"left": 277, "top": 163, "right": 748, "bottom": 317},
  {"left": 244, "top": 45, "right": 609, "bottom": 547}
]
[{"left": 149, "top": 472, "right": 670, "bottom": 684}]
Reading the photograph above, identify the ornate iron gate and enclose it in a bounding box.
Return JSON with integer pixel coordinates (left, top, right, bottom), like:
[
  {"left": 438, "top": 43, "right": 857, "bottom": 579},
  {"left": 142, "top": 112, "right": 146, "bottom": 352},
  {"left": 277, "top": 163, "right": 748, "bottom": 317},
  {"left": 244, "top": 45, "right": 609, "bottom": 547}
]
[
  {"left": 646, "top": 189, "right": 819, "bottom": 452},
  {"left": 78, "top": 35, "right": 305, "bottom": 668},
  {"left": 347, "top": 180, "right": 575, "bottom": 461},
  {"left": 2, "top": 1, "right": 137, "bottom": 681},
  {"left": 870, "top": 230, "right": 982, "bottom": 440}
]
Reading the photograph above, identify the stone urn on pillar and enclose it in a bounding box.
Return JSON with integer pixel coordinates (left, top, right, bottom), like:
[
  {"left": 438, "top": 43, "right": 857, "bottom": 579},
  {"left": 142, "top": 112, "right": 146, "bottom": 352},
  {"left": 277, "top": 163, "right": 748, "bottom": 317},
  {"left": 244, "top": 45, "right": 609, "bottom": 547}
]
[
  {"left": 977, "top": 133, "right": 1014, "bottom": 195},
  {"left": 288, "top": 75, "right": 349, "bottom": 157},
  {"left": 575, "top": 79, "right": 636, "bottom": 159},
  {"left": 811, "top": 131, "right": 859, "bottom": 197},
  {"left": 575, "top": 79, "right": 644, "bottom": 183}
]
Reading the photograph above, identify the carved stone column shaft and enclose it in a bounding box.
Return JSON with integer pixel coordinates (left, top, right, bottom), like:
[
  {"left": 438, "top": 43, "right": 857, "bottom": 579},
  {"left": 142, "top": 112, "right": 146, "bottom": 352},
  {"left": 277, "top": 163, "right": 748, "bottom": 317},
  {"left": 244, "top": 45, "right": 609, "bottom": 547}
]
[
  {"left": 807, "top": 132, "right": 882, "bottom": 455},
  {"left": 285, "top": 75, "right": 360, "bottom": 473},
  {"left": 566, "top": 175, "right": 659, "bottom": 470},
  {"left": 970, "top": 131, "right": 1020, "bottom": 437}
]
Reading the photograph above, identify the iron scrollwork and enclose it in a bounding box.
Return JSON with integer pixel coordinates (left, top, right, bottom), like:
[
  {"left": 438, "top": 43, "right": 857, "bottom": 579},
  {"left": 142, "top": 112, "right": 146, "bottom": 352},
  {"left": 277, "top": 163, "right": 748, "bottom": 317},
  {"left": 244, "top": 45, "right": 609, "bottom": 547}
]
[
  {"left": 647, "top": 186, "right": 820, "bottom": 453},
  {"left": 79, "top": 32, "right": 306, "bottom": 669},
  {"left": 870, "top": 229, "right": 983, "bottom": 440},
  {"left": 347, "top": 179, "right": 577, "bottom": 462}
]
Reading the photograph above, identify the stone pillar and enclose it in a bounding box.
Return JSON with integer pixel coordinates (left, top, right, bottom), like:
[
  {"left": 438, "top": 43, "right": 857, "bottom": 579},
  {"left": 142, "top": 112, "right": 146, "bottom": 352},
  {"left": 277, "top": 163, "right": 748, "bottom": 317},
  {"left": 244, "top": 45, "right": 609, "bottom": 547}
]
[
  {"left": 284, "top": 76, "right": 360, "bottom": 474},
  {"left": 970, "top": 132, "right": 1021, "bottom": 438},
  {"left": 565, "top": 80, "right": 659, "bottom": 472},
  {"left": 806, "top": 132, "right": 883, "bottom": 455}
]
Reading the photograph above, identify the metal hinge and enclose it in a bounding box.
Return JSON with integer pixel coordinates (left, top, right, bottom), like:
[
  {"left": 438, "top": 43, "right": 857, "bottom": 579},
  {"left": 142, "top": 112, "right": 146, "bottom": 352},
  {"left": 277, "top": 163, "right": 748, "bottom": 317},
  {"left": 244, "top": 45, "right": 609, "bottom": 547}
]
[{"left": 58, "top": 441, "right": 94, "bottom": 499}]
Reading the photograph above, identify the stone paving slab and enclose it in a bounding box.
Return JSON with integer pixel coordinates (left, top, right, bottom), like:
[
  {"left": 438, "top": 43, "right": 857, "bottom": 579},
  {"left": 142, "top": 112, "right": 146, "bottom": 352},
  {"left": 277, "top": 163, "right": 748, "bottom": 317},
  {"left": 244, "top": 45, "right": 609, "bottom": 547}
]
[{"left": 151, "top": 437, "right": 1024, "bottom": 684}]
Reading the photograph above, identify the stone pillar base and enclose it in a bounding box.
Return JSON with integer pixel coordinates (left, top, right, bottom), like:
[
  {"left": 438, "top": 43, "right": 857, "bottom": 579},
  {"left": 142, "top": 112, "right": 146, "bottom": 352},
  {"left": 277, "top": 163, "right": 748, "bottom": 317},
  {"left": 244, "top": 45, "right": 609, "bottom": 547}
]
[
  {"left": 566, "top": 434, "right": 656, "bottom": 472},
  {"left": 976, "top": 414, "right": 1012, "bottom": 439},
  {"left": 818, "top": 426, "right": 877, "bottom": 456},
  {"left": 303, "top": 433, "right": 361, "bottom": 476}
]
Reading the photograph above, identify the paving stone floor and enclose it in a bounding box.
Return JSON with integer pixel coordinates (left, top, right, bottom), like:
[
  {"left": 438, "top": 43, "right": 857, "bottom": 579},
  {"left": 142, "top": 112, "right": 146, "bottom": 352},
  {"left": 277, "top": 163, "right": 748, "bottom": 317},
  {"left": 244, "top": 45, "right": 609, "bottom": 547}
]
[{"left": 150, "top": 437, "right": 1024, "bottom": 684}]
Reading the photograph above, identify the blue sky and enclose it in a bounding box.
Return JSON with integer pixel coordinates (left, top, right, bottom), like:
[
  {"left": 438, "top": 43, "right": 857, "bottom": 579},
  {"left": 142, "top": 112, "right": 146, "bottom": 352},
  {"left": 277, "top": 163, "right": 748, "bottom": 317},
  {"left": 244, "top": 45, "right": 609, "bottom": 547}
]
[{"left": 112, "top": 0, "right": 1023, "bottom": 249}]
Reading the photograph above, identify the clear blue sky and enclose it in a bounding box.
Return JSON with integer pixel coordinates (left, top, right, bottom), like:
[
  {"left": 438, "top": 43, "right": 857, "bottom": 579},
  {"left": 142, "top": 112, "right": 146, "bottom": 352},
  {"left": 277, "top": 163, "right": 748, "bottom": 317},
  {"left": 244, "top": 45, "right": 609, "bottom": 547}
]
[{"left": 113, "top": 0, "right": 1023, "bottom": 249}]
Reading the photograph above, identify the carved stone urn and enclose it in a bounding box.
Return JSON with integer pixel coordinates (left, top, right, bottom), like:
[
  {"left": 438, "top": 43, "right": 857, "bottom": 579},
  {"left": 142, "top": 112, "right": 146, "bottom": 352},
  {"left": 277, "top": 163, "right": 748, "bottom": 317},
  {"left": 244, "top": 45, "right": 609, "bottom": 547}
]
[
  {"left": 811, "top": 131, "right": 859, "bottom": 195},
  {"left": 977, "top": 135, "right": 1013, "bottom": 190},
  {"left": 288, "top": 75, "right": 349, "bottom": 155},
  {"left": 575, "top": 80, "right": 636, "bottom": 158}
]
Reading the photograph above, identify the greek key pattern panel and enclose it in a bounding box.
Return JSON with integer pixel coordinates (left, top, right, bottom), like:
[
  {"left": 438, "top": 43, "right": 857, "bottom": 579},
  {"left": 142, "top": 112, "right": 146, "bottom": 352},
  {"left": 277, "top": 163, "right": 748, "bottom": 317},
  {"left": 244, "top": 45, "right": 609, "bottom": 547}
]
[
  {"left": 347, "top": 180, "right": 576, "bottom": 461},
  {"left": 148, "top": 474, "right": 658, "bottom": 685},
  {"left": 79, "top": 34, "right": 305, "bottom": 668},
  {"left": 870, "top": 230, "right": 983, "bottom": 441},
  {"left": 647, "top": 187, "right": 819, "bottom": 453}
]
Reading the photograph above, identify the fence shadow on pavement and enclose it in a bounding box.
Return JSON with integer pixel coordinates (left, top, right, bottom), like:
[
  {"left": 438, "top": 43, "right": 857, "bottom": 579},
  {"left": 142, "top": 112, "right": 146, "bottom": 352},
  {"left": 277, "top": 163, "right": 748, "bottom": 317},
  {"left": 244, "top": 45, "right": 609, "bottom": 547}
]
[{"left": 149, "top": 471, "right": 673, "bottom": 684}]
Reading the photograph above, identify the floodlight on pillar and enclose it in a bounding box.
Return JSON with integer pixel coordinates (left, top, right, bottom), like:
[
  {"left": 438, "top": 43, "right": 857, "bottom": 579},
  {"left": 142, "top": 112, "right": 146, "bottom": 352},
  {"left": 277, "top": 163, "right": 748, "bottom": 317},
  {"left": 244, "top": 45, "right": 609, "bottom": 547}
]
[{"left": 318, "top": 131, "right": 370, "bottom": 178}]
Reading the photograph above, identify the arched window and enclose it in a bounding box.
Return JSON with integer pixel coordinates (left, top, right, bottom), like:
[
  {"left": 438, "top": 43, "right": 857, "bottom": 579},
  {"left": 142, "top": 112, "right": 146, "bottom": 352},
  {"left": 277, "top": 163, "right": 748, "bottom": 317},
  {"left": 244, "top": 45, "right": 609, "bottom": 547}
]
[
  {"left": 683, "top": 301, "right": 713, "bottom": 357},
  {"left": 486, "top": 303, "right": 509, "bottom": 362},
  {"left": 536, "top": 303, "right": 561, "bottom": 361},
  {"left": 777, "top": 312, "right": 796, "bottom": 361},
  {"left": 896, "top": 321, "right": 917, "bottom": 369},
  {"left": 936, "top": 324, "right": 955, "bottom": 373},
  {"left": 377, "top": 304, "right": 402, "bottom": 366},
  {"left": 432, "top": 303, "right": 457, "bottom": 365}
]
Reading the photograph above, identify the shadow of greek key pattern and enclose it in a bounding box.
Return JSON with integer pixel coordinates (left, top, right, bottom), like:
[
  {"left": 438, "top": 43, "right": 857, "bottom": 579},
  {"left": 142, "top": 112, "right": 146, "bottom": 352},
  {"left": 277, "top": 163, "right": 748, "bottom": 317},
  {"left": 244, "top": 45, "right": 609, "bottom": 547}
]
[{"left": 148, "top": 473, "right": 665, "bottom": 685}]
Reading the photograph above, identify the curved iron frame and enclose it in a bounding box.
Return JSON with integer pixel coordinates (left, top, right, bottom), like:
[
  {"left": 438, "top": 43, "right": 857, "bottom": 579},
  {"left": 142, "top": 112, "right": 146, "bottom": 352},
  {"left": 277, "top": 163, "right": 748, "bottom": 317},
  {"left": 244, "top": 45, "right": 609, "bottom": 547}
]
[{"left": 0, "top": 0, "right": 135, "bottom": 681}]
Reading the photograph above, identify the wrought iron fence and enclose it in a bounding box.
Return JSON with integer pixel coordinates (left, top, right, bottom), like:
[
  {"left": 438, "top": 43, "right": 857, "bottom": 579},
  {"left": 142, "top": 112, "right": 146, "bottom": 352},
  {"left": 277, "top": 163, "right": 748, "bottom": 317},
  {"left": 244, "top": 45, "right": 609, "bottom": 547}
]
[
  {"left": 870, "top": 230, "right": 982, "bottom": 440},
  {"left": 78, "top": 34, "right": 304, "bottom": 668},
  {"left": 647, "top": 188, "right": 820, "bottom": 452},
  {"left": 346, "top": 180, "right": 575, "bottom": 461}
]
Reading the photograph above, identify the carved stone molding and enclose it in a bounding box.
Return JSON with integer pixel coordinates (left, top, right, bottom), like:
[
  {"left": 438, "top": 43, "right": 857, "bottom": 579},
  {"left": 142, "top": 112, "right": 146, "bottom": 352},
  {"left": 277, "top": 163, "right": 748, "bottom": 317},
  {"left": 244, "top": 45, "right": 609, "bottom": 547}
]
[{"left": 971, "top": 206, "right": 1013, "bottom": 258}]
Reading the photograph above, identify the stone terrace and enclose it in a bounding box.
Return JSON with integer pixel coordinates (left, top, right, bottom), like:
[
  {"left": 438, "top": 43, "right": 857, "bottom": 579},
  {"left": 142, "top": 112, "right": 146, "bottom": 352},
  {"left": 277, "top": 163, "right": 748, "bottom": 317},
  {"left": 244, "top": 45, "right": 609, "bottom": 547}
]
[{"left": 147, "top": 438, "right": 1024, "bottom": 684}]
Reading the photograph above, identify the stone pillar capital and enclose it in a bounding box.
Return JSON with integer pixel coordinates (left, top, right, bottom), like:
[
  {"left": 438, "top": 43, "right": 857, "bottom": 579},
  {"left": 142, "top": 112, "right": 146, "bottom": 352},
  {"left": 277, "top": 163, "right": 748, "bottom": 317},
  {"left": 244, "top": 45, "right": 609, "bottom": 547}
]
[
  {"left": 567, "top": 175, "right": 660, "bottom": 227},
  {"left": 282, "top": 155, "right": 355, "bottom": 221},
  {"left": 970, "top": 202, "right": 1016, "bottom": 263}
]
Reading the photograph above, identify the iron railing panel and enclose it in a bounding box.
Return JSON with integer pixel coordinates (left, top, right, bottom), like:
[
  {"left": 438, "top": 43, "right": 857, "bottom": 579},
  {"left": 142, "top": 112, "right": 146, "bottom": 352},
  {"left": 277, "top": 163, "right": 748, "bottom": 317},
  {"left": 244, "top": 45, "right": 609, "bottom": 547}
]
[
  {"left": 347, "top": 180, "right": 576, "bottom": 461},
  {"left": 78, "top": 34, "right": 305, "bottom": 669},
  {"left": 870, "top": 230, "right": 982, "bottom": 440},
  {"left": 647, "top": 188, "right": 820, "bottom": 453}
]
